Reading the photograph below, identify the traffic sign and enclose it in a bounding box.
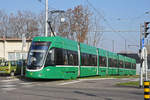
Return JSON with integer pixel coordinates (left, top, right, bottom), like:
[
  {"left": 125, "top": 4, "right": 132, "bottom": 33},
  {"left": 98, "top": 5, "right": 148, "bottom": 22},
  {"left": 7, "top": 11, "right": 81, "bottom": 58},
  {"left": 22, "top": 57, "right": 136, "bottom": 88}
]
[{"left": 142, "top": 38, "right": 144, "bottom": 48}]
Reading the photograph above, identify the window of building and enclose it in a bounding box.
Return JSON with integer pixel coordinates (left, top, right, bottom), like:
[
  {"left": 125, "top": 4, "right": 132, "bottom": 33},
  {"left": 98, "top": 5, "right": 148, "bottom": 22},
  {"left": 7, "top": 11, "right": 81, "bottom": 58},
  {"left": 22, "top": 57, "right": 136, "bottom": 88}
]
[
  {"left": 8, "top": 52, "right": 27, "bottom": 61},
  {"left": 8, "top": 52, "right": 15, "bottom": 61}
]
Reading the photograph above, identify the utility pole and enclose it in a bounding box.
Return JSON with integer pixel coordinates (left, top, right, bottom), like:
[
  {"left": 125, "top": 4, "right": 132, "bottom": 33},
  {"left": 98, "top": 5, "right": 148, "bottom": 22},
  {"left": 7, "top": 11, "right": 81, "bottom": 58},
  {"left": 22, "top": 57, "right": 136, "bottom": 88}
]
[
  {"left": 125, "top": 40, "right": 127, "bottom": 53},
  {"left": 112, "top": 40, "right": 114, "bottom": 52},
  {"left": 21, "top": 34, "right": 26, "bottom": 76},
  {"left": 139, "top": 24, "right": 143, "bottom": 88},
  {"left": 139, "top": 22, "right": 150, "bottom": 87},
  {"left": 45, "top": 0, "right": 48, "bottom": 37}
]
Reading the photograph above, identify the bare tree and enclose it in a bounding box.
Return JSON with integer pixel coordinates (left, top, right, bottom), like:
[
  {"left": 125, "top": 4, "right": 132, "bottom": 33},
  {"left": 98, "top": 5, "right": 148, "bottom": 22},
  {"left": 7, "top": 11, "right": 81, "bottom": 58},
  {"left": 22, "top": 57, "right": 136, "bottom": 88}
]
[
  {"left": 88, "top": 16, "right": 103, "bottom": 46},
  {"left": 23, "top": 11, "right": 39, "bottom": 38},
  {"left": 3, "top": 10, "right": 39, "bottom": 38},
  {"left": 37, "top": 11, "right": 45, "bottom": 36},
  {"left": 72, "top": 5, "right": 90, "bottom": 43},
  {"left": 51, "top": 5, "right": 91, "bottom": 43},
  {"left": 57, "top": 5, "right": 103, "bottom": 46},
  {"left": 0, "top": 6, "right": 103, "bottom": 47},
  {"left": 0, "top": 10, "right": 9, "bottom": 38}
]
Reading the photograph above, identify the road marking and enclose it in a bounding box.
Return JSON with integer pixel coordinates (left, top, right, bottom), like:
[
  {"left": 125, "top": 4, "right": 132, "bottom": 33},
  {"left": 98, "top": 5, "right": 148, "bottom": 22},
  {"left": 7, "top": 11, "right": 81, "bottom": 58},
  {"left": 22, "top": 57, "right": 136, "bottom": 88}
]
[
  {"left": 58, "top": 80, "right": 81, "bottom": 86},
  {"left": 120, "top": 78, "right": 139, "bottom": 81},
  {"left": 79, "top": 78, "right": 115, "bottom": 81},
  {"left": 6, "top": 76, "right": 13, "bottom": 79},
  {"left": 20, "top": 82, "right": 33, "bottom": 85},
  {"left": 1, "top": 88, "right": 17, "bottom": 91},
  {"left": 0, "top": 79, "right": 19, "bottom": 82},
  {"left": 58, "top": 78, "right": 116, "bottom": 86},
  {"left": 22, "top": 85, "right": 34, "bottom": 87},
  {"left": 0, "top": 84, "right": 16, "bottom": 88}
]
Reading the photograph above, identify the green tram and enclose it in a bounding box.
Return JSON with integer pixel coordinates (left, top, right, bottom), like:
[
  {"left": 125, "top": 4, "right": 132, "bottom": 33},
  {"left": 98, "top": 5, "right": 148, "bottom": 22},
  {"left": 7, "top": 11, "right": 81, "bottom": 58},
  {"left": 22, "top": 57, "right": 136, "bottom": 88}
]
[{"left": 25, "top": 36, "right": 136, "bottom": 79}]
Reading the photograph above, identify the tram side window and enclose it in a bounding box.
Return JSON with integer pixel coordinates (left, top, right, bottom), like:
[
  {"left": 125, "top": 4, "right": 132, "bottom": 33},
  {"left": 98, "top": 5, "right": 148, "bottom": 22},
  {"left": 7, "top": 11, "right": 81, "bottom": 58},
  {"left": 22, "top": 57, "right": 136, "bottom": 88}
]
[
  {"left": 91, "top": 55, "right": 97, "bottom": 66},
  {"left": 87, "top": 54, "right": 97, "bottom": 66},
  {"left": 132, "top": 63, "right": 136, "bottom": 69},
  {"left": 113, "top": 59, "right": 117, "bottom": 68},
  {"left": 45, "top": 49, "right": 55, "bottom": 66},
  {"left": 81, "top": 53, "right": 97, "bottom": 66},
  {"left": 89, "top": 54, "right": 92, "bottom": 66},
  {"left": 125, "top": 62, "right": 128, "bottom": 69},
  {"left": 108, "top": 58, "right": 111, "bottom": 67},
  {"left": 81, "top": 53, "right": 88, "bottom": 66},
  {"left": 102, "top": 57, "right": 106, "bottom": 67},
  {"left": 54, "top": 48, "right": 78, "bottom": 66},
  {"left": 125, "top": 62, "right": 131, "bottom": 69},
  {"left": 85, "top": 54, "right": 89, "bottom": 66},
  {"left": 63, "top": 49, "right": 68, "bottom": 65},
  {"left": 63, "top": 49, "right": 78, "bottom": 66},
  {"left": 73, "top": 52, "right": 78, "bottom": 65},
  {"left": 99, "top": 56, "right": 106, "bottom": 67},
  {"left": 129, "top": 63, "right": 132, "bottom": 69},
  {"left": 109, "top": 58, "right": 117, "bottom": 68},
  {"left": 119, "top": 60, "right": 123, "bottom": 68},
  {"left": 81, "top": 53, "right": 84, "bottom": 66},
  {"left": 99, "top": 56, "right": 102, "bottom": 66},
  {"left": 55, "top": 48, "right": 64, "bottom": 65},
  {"left": 108, "top": 58, "right": 113, "bottom": 67},
  {"left": 68, "top": 50, "right": 78, "bottom": 65},
  {"left": 68, "top": 51, "right": 74, "bottom": 65}
]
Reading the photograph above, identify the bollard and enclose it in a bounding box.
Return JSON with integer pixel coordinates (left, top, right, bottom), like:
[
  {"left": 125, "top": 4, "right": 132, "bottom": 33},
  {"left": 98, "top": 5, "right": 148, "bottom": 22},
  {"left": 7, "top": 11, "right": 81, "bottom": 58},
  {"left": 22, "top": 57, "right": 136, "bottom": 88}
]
[{"left": 144, "top": 81, "right": 150, "bottom": 100}]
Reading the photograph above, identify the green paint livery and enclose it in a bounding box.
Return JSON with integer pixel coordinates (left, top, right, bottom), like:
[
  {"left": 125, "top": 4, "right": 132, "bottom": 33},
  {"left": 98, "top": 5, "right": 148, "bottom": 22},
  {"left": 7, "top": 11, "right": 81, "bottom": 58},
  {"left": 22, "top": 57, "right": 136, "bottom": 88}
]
[{"left": 26, "top": 36, "right": 136, "bottom": 79}]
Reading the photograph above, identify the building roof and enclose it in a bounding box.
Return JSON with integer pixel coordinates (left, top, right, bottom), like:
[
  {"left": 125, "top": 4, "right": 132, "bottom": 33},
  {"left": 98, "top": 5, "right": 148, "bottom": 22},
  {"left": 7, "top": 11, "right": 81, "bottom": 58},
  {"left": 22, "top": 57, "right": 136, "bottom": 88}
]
[{"left": 0, "top": 37, "right": 32, "bottom": 42}]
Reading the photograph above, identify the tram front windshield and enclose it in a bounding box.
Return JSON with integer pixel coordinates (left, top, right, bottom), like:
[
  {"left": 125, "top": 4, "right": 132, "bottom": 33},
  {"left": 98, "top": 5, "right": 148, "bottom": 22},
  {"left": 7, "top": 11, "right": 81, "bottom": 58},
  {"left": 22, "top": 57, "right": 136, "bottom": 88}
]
[{"left": 27, "top": 41, "right": 50, "bottom": 70}]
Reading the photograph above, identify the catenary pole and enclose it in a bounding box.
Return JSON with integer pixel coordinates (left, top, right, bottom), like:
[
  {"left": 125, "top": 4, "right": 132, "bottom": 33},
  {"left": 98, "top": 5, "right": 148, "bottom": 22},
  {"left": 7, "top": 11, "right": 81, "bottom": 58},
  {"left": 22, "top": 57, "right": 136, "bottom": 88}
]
[
  {"left": 139, "top": 24, "right": 143, "bottom": 88},
  {"left": 45, "top": 0, "right": 48, "bottom": 37}
]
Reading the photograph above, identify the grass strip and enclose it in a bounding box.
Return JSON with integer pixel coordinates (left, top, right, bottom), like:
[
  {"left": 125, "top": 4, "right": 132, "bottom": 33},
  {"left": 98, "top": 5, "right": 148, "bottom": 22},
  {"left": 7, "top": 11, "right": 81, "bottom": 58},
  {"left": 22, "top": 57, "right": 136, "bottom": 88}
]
[{"left": 116, "top": 81, "right": 139, "bottom": 87}]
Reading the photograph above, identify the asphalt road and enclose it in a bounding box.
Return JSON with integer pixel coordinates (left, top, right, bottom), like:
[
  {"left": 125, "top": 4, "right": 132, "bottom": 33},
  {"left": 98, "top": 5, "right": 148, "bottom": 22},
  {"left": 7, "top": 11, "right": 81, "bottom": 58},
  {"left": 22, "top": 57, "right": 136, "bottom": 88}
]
[{"left": 0, "top": 76, "right": 143, "bottom": 100}]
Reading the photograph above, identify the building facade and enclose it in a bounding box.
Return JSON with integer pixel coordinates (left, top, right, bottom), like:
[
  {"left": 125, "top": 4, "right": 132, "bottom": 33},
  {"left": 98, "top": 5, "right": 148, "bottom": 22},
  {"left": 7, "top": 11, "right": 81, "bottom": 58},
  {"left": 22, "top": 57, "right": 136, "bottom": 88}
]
[{"left": 0, "top": 38, "right": 32, "bottom": 61}]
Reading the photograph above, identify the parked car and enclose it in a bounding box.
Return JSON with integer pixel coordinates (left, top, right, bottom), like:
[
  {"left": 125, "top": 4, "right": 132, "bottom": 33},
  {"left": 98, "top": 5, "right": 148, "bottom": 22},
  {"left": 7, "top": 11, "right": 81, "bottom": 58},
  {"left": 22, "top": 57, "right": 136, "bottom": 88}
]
[{"left": 0, "top": 60, "right": 26, "bottom": 76}]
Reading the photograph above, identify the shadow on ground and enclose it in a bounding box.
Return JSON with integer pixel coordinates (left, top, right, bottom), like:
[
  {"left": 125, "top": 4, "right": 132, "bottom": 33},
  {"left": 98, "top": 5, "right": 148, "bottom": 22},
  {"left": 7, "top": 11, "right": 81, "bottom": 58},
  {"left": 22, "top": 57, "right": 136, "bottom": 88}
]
[{"left": 17, "top": 76, "right": 65, "bottom": 83}]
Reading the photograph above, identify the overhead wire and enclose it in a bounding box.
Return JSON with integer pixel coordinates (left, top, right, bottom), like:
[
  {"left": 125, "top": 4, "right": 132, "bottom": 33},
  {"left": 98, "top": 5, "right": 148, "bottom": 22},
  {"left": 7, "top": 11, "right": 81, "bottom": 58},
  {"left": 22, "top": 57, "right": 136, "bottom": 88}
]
[{"left": 86, "top": 0, "right": 138, "bottom": 45}]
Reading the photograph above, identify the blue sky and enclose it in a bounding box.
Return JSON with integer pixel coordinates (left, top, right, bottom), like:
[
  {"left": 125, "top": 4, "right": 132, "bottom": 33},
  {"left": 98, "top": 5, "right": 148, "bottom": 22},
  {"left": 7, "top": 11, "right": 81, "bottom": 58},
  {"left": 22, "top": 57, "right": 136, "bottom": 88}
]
[{"left": 1, "top": 0, "right": 150, "bottom": 53}]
